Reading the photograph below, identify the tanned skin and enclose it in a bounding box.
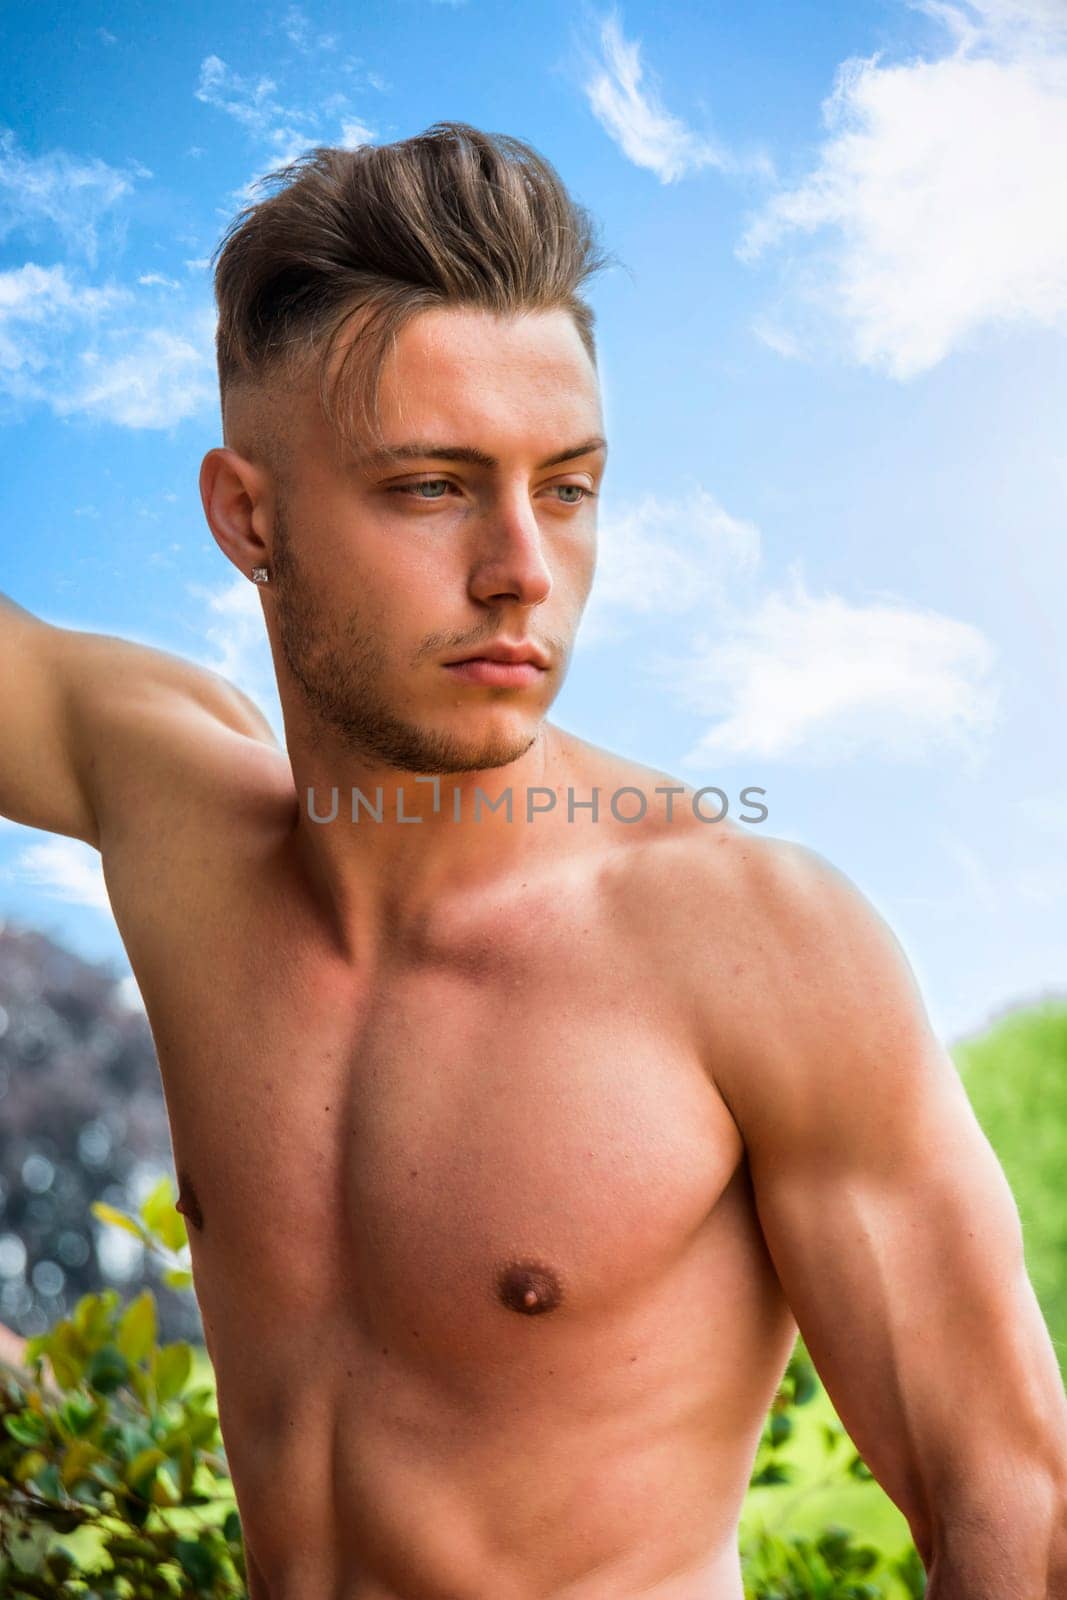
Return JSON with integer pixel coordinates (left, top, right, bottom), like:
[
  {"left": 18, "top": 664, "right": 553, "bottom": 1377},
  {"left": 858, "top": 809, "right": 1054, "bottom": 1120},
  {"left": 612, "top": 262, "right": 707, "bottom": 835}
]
[{"left": 2, "top": 305, "right": 1066, "bottom": 1599}]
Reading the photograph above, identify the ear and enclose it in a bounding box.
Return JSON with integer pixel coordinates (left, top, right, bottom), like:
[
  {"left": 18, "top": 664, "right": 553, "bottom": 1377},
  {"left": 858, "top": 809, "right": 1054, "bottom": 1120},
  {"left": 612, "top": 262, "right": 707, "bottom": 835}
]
[{"left": 199, "top": 446, "right": 274, "bottom": 581}]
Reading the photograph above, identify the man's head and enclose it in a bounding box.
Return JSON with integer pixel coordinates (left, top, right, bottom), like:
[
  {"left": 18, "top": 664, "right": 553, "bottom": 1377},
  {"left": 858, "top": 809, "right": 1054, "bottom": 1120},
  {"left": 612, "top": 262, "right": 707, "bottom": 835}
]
[{"left": 200, "top": 122, "right": 614, "bottom": 775}]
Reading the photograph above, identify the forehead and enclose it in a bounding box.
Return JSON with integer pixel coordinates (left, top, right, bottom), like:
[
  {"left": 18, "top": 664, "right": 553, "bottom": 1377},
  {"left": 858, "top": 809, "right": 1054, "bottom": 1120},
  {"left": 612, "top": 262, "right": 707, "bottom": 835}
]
[{"left": 334, "top": 305, "right": 602, "bottom": 460}]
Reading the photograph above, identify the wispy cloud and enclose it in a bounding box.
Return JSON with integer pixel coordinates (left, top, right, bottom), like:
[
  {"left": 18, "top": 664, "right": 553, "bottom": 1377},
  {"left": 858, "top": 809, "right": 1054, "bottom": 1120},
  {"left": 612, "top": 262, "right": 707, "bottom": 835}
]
[
  {"left": 58, "top": 320, "right": 217, "bottom": 430},
  {"left": 278, "top": 4, "right": 340, "bottom": 52},
  {"left": 194, "top": 52, "right": 378, "bottom": 200},
  {"left": 184, "top": 573, "right": 285, "bottom": 740},
  {"left": 0, "top": 263, "right": 129, "bottom": 389},
  {"left": 661, "top": 566, "right": 999, "bottom": 764},
  {"left": 0, "top": 127, "right": 149, "bottom": 268},
  {"left": 196, "top": 54, "right": 322, "bottom": 185},
  {"left": 583, "top": 10, "right": 766, "bottom": 183},
  {"left": 580, "top": 486, "right": 762, "bottom": 646},
  {"left": 739, "top": 0, "right": 1067, "bottom": 377},
  {"left": 11, "top": 836, "right": 111, "bottom": 911},
  {"left": 0, "top": 267, "right": 216, "bottom": 428}
]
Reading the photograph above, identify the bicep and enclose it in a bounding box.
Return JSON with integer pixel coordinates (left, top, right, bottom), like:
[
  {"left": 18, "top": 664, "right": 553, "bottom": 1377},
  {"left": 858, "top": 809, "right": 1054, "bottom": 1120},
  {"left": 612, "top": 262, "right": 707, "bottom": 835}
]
[
  {"left": 716, "top": 843, "right": 1065, "bottom": 1556},
  {"left": 0, "top": 598, "right": 279, "bottom": 850},
  {"left": 0, "top": 600, "right": 97, "bottom": 843}
]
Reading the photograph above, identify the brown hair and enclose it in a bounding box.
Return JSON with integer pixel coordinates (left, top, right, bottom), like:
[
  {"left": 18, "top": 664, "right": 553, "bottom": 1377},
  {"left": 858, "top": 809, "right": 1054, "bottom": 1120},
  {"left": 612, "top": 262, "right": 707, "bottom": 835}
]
[{"left": 210, "top": 120, "right": 617, "bottom": 462}]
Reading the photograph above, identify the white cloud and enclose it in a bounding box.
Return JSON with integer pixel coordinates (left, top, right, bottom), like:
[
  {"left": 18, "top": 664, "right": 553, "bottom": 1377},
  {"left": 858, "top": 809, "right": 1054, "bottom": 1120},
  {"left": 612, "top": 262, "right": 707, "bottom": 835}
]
[
  {"left": 137, "top": 272, "right": 181, "bottom": 289},
  {"left": 195, "top": 55, "right": 290, "bottom": 137},
  {"left": 584, "top": 10, "right": 758, "bottom": 183},
  {"left": 0, "top": 263, "right": 130, "bottom": 385},
  {"left": 12, "top": 837, "right": 111, "bottom": 911},
  {"left": 184, "top": 573, "right": 284, "bottom": 739},
  {"left": 56, "top": 312, "right": 217, "bottom": 429},
  {"left": 738, "top": 0, "right": 1067, "bottom": 377},
  {"left": 278, "top": 4, "right": 340, "bottom": 51},
  {"left": 0, "top": 277, "right": 217, "bottom": 429},
  {"left": 580, "top": 486, "right": 761, "bottom": 646},
  {"left": 0, "top": 128, "right": 147, "bottom": 268},
  {"left": 194, "top": 53, "right": 378, "bottom": 203},
  {"left": 913, "top": 0, "right": 1067, "bottom": 49},
  {"left": 662, "top": 567, "right": 999, "bottom": 764},
  {"left": 339, "top": 117, "right": 376, "bottom": 149}
]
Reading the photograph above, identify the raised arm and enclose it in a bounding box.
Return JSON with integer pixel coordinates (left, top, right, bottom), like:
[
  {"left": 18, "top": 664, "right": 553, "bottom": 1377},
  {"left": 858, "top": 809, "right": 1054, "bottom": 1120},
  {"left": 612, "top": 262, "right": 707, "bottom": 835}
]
[
  {"left": 712, "top": 839, "right": 1067, "bottom": 1594},
  {"left": 0, "top": 590, "right": 280, "bottom": 850}
]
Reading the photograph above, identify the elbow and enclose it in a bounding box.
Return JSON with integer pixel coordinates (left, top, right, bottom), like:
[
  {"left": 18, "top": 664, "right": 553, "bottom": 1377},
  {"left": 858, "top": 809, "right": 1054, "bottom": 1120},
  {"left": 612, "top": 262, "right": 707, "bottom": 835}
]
[{"left": 922, "top": 1463, "right": 1067, "bottom": 1592}]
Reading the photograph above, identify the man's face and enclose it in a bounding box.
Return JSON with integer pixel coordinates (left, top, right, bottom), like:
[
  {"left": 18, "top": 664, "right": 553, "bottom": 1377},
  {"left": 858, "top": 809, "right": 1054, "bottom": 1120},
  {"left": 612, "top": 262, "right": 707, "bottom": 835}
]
[{"left": 265, "top": 304, "right": 606, "bottom": 776}]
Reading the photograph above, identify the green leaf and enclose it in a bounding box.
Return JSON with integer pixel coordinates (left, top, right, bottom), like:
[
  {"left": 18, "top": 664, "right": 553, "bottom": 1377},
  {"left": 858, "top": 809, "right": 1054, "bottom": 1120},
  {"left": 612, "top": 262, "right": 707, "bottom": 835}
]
[
  {"left": 162, "top": 1266, "right": 194, "bottom": 1291},
  {"left": 72, "top": 1291, "right": 117, "bottom": 1344},
  {"left": 14, "top": 1446, "right": 49, "bottom": 1483},
  {"left": 4, "top": 1408, "right": 50, "bottom": 1446},
  {"left": 60, "top": 1436, "right": 102, "bottom": 1488},
  {"left": 56, "top": 1394, "right": 99, "bottom": 1438},
  {"left": 182, "top": 1410, "right": 221, "bottom": 1448},
  {"left": 91, "top": 1200, "right": 147, "bottom": 1241},
  {"left": 174, "top": 1535, "right": 218, "bottom": 1585},
  {"left": 768, "top": 1411, "right": 793, "bottom": 1448},
  {"left": 152, "top": 1341, "right": 193, "bottom": 1403},
  {"left": 46, "top": 1320, "right": 89, "bottom": 1389},
  {"left": 44, "top": 1547, "right": 76, "bottom": 1583},
  {"left": 86, "top": 1343, "right": 130, "bottom": 1395},
  {"left": 139, "top": 1174, "right": 188, "bottom": 1253},
  {"left": 791, "top": 1359, "right": 818, "bottom": 1406},
  {"left": 125, "top": 1445, "right": 167, "bottom": 1495},
  {"left": 116, "top": 1290, "right": 157, "bottom": 1364}
]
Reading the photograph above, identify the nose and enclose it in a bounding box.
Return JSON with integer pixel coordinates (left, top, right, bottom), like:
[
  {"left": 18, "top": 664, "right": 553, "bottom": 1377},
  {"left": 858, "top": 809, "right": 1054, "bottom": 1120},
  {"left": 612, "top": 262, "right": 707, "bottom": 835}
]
[{"left": 467, "top": 489, "right": 553, "bottom": 609}]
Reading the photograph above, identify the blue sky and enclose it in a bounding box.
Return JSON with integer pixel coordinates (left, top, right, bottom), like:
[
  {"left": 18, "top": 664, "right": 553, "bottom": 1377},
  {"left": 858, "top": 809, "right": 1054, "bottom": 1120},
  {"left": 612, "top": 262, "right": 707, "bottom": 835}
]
[{"left": 1, "top": 0, "right": 1065, "bottom": 1043}]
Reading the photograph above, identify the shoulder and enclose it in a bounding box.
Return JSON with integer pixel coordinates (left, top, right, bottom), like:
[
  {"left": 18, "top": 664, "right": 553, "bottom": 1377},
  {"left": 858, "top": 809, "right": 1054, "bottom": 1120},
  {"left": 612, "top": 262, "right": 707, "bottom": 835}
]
[
  {"left": 599, "top": 802, "right": 924, "bottom": 1080},
  {"left": 61, "top": 633, "right": 293, "bottom": 851}
]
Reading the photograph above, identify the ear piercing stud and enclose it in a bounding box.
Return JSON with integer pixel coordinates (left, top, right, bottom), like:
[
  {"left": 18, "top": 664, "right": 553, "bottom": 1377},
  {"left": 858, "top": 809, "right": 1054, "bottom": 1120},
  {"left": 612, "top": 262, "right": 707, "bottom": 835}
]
[{"left": 251, "top": 565, "right": 271, "bottom": 585}]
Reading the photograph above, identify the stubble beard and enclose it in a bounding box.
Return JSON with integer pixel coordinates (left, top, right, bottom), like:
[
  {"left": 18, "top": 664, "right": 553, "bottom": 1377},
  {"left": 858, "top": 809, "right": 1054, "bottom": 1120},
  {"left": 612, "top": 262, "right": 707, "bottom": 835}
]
[{"left": 270, "top": 500, "right": 542, "bottom": 776}]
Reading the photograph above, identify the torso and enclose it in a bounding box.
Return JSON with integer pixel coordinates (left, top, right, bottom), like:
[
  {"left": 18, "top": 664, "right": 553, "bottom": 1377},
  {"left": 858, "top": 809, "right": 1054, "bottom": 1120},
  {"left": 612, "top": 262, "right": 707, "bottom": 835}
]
[{"left": 98, "top": 726, "right": 798, "bottom": 1600}]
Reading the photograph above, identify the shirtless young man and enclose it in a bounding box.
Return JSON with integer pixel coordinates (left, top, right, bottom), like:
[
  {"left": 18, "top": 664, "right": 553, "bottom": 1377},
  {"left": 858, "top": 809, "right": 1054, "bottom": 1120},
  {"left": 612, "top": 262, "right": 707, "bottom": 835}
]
[{"left": 3, "top": 121, "right": 1066, "bottom": 1599}]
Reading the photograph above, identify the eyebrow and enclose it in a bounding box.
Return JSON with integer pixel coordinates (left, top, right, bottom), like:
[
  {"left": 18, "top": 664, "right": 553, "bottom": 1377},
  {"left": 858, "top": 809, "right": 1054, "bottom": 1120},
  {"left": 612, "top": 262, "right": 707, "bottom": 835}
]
[{"left": 358, "top": 435, "right": 608, "bottom": 472}]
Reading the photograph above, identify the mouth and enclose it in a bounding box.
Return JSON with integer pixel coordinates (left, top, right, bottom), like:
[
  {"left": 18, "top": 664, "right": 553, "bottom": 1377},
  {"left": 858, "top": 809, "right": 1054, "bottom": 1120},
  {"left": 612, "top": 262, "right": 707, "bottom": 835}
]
[
  {"left": 442, "top": 657, "right": 547, "bottom": 688},
  {"left": 441, "top": 637, "right": 550, "bottom": 688}
]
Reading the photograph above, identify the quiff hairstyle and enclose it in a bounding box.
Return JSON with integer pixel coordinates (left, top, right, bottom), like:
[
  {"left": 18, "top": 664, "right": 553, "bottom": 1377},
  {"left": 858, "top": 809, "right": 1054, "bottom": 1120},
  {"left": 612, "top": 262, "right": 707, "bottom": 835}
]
[{"left": 210, "top": 120, "right": 616, "bottom": 464}]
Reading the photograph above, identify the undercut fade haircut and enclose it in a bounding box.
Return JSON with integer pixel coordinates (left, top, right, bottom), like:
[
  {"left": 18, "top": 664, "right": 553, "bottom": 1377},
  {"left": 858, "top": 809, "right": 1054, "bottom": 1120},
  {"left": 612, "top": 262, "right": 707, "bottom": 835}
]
[{"left": 210, "top": 120, "right": 618, "bottom": 463}]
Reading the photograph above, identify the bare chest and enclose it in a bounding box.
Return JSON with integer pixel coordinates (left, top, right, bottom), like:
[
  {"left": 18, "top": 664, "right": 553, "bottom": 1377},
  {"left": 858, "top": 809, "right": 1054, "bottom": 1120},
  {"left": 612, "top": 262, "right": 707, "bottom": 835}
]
[{"left": 144, "top": 875, "right": 744, "bottom": 1365}]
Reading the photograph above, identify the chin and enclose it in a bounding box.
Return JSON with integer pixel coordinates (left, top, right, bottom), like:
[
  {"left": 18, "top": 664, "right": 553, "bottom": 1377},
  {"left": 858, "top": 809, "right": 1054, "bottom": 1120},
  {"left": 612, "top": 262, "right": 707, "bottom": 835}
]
[{"left": 443, "top": 721, "right": 540, "bottom": 774}]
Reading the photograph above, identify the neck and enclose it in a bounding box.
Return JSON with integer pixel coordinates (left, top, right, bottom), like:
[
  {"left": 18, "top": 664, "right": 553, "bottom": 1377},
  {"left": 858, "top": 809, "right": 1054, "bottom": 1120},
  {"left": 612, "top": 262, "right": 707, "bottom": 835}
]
[{"left": 285, "top": 717, "right": 568, "bottom": 960}]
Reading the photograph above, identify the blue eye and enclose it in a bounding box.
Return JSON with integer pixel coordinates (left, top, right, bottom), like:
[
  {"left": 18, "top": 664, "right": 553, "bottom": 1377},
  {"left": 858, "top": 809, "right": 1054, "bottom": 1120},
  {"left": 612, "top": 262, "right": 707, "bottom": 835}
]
[
  {"left": 390, "top": 480, "right": 593, "bottom": 504},
  {"left": 396, "top": 479, "right": 451, "bottom": 499}
]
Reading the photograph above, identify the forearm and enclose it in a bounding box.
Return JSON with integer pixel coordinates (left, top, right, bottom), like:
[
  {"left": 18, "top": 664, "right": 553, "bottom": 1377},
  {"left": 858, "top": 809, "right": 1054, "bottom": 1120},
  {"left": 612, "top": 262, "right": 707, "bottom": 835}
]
[{"left": 926, "top": 1472, "right": 1067, "bottom": 1599}]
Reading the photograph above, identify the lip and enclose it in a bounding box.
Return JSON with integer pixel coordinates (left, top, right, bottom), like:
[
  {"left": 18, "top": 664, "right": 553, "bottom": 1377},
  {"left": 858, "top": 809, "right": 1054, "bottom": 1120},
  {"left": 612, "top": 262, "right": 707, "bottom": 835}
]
[
  {"left": 444, "top": 640, "right": 550, "bottom": 669},
  {"left": 443, "top": 658, "right": 546, "bottom": 688}
]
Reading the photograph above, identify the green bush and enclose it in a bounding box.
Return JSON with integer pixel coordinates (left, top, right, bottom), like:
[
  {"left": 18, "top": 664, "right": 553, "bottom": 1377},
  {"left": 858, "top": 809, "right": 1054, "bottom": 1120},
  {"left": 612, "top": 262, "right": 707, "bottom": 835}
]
[
  {"left": 955, "top": 1000, "right": 1067, "bottom": 1378},
  {"left": 740, "top": 1344, "right": 924, "bottom": 1597},
  {"left": 0, "top": 1177, "right": 246, "bottom": 1597}
]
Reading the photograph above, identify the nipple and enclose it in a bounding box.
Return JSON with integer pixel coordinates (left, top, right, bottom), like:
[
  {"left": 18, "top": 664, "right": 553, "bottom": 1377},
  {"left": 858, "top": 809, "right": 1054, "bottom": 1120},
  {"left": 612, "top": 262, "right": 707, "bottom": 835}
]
[
  {"left": 495, "top": 1260, "right": 563, "bottom": 1316},
  {"left": 175, "top": 1169, "right": 204, "bottom": 1232}
]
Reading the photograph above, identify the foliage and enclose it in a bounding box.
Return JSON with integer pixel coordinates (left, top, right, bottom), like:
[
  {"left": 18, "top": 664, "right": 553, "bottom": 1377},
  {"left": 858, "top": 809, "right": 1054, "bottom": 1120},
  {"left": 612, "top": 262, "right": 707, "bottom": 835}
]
[
  {"left": 954, "top": 1000, "right": 1067, "bottom": 1379},
  {"left": 0, "top": 1176, "right": 246, "bottom": 1597},
  {"left": 740, "top": 1344, "right": 925, "bottom": 1598}
]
